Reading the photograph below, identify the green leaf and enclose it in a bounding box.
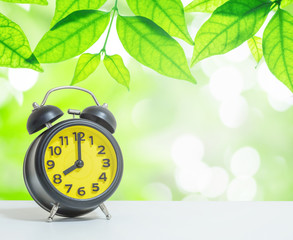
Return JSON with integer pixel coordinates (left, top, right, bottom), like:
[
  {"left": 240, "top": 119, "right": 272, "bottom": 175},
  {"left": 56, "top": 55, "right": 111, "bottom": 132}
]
[
  {"left": 116, "top": 16, "right": 195, "bottom": 83},
  {"left": 191, "top": 0, "right": 273, "bottom": 66},
  {"left": 34, "top": 10, "right": 110, "bottom": 63},
  {"left": 281, "top": 0, "right": 293, "bottom": 8},
  {"left": 184, "top": 0, "right": 228, "bottom": 13},
  {"left": 247, "top": 36, "right": 263, "bottom": 64},
  {"left": 51, "top": 0, "right": 107, "bottom": 28},
  {"left": 263, "top": 9, "right": 293, "bottom": 92},
  {"left": 0, "top": 13, "right": 42, "bottom": 71},
  {"left": 104, "top": 54, "right": 130, "bottom": 89},
  {"left": 0, "top": 0, "right": 47, "bottom": 4},
  {"left": 126, "top": 0, "right": 193, "bottom": 45},
  {"left": 71, "top": 53, "right": 100, "bottom": 85}
]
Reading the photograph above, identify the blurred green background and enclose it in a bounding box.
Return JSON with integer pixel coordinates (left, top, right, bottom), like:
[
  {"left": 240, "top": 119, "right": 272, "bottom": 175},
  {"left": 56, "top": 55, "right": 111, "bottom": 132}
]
[{"left": 0, "top": 0, "right": 293, "bottom": 201}]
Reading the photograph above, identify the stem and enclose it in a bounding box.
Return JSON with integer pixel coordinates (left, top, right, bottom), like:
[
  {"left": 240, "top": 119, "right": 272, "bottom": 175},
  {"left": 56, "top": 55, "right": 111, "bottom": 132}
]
[
  {"left": 273, "top": 0, "right": 281, "bottom": 7},
  {"left": 100, "top": 0, "right": 118, "bottom": 55},
  {"left": 270, "top": 0, "right": 281, "bottom": 11}
]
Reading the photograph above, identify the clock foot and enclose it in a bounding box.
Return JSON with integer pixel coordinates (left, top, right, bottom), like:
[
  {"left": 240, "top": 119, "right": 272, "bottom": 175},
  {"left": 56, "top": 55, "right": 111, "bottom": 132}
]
[
  {"left": 99, "top": 203, "right": 111, "bottom": 220},
  {"left": 47, "top": 203, "right": 59, "bottom": 222}
]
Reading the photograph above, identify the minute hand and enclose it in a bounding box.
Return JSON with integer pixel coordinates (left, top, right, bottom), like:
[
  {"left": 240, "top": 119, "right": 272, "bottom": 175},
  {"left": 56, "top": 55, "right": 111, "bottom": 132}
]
[
  {"left": 77, "top": 132, "right": 83, "bottom": 160},
  {"left": 63, "top": 133, "right": 84, "bottom": 176}
]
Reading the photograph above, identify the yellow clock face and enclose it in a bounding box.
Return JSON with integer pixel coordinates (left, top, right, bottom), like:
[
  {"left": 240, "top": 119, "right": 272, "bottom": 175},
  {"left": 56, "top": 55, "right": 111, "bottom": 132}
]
[{"left": 43, "top": 125, "right": 118, "bottom": 200}]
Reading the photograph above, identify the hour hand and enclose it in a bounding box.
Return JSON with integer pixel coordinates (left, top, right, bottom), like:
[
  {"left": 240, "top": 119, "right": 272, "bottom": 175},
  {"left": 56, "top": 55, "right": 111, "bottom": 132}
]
[
  {"left": 63, "top": 160, "right": 84, "bottom": 175},
  {"left": 63, "top": 164, "right": 77, "bottom": 175}
]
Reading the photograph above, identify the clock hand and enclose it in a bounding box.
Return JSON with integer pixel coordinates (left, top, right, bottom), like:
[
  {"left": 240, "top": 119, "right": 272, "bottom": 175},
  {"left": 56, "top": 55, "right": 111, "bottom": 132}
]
[
  {"left": 63, "top": 133, "right": 84, "bottom": 175},
  {"left": 63, "top": 164, "right": 77, "bottom": 175},
  {"left": 63, "top": 159, "right": 84, "bottom": 175},
  {"left": 77, "top": 132, "right": 82, "bottom": 161}
]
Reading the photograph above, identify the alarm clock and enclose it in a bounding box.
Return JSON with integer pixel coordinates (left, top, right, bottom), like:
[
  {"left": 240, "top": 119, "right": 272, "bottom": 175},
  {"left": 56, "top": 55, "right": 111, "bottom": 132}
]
[{"left": 23, "top": 86, "right": 123, "bottom": 222}]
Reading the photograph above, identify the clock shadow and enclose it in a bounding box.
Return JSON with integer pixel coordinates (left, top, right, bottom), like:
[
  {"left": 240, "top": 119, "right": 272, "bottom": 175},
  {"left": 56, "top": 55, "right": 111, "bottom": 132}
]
[
  {"left": 0, "top": 207, "right": 104, "bottom": 222},
  {"left": 0, "top": 207, "right": 47, "bottom": 222}
]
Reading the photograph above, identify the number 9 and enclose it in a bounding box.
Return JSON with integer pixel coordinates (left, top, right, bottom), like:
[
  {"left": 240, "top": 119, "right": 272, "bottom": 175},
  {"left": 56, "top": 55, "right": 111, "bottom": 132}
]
[{"left": 47, "top": 160, "right": 55, "bottom": 169}]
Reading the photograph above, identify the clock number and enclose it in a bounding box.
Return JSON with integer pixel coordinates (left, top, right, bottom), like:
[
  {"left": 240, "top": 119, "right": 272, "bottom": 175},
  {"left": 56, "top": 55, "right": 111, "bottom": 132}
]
[
  {"left": 73, "top": 132, "right": 85, "bottom": 141},
  {"left": 65, "top": 184, "right": 72, "bottom": 193},
  {"left": 98, "top": 145, "right": 105, "bottom": 154},
  {"left": 49, "top": 146, "right": 62, "bottom": 156},
  {"left": 102, "top": 159, "right": 110, "bottom": 167},
  {"left": 59, "top": 136, "right": 68, "bottom": 145},
  {"left": 77, "top": 187, "right": 86, "bottom": 196},
  {"left": 99, "top": 172, "right": 107, "bottom": 181},
  {"left": 46, "top": 160, "right": 55, "bottom": 169},
  {"left": 89, "top": 136, "right": 93, "bottom": 145},
  {"left": 53, "top": 174, "right": 62, "bottom": 184},
  {"left": 92, "top": 183, "right": 99, "bottom": 192}
]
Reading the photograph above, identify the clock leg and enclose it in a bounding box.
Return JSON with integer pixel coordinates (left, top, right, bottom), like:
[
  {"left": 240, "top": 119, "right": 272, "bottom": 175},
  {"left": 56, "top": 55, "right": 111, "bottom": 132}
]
[
  {"left": 99, "top": 203, "right": 111, "bottom": 220},
  {"left": 47, "top": 203, "right": 59, "bottom": 222}
]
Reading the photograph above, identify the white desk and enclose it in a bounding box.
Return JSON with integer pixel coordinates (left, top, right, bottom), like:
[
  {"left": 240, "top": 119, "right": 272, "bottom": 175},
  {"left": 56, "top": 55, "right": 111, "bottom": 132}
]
[{"left": 0, "top": 201, "right": 292, "bottom": 240}]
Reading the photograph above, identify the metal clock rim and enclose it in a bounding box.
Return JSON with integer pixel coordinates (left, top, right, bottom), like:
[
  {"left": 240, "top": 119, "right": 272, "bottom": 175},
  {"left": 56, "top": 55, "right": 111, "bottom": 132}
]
[{"left": 35, "top": 118, "right": 123, "bottom": 210}]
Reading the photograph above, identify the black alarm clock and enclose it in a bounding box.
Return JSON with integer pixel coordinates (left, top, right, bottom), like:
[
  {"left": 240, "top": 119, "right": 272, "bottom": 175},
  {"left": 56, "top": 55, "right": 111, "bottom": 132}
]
[{"left": 23, "top": 86, "right": 123, "bottom": 222}]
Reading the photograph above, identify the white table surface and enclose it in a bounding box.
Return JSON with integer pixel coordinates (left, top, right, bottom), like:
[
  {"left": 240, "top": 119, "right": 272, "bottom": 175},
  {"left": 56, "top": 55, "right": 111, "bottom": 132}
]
[{"left": 0, "top": 201, "right": 293, "bottom": 240}]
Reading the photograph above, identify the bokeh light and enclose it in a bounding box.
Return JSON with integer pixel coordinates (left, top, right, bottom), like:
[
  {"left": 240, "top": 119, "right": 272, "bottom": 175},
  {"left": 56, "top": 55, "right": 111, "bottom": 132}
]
[
  {"left": 224, "top": 43, "right": 250, "bottom": 62},
  {"left": 230, "top": 147, "right": 260, "bottom": 177},
  {"left": 171, "top": 134, "right": 204, "bottom": 167},
  {"left": 209, "top": 66, "right": 243, "bottom": 101},
  {"left": 175, "top": 162, "right": 212, "bottom": 193},
  {"left": 227, "top": 177, "right": 257, "bottom": 201},
  {"left": 257, "top": 63, "right": 293, "bottom": 112},
  {"left": 219, "top": 96, "right": 248, "bottom": 128},
  {"left": 202, "top": 167, "right": 229, "bottom": 198},
  {"left": 200, "top": 58, "right": 220, "bottom": 78},
  {"left": 9, "top": 68, "right": 39, "bottom": 92}
]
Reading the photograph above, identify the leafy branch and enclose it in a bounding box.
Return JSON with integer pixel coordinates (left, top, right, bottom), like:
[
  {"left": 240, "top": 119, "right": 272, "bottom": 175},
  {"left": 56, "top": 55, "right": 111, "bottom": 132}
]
[
  {"left": 70, "top": 0, "right": 130, "bottom": 87},
  {"left": 0, "top": 0, "right": 292, "bottom": 93}
]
